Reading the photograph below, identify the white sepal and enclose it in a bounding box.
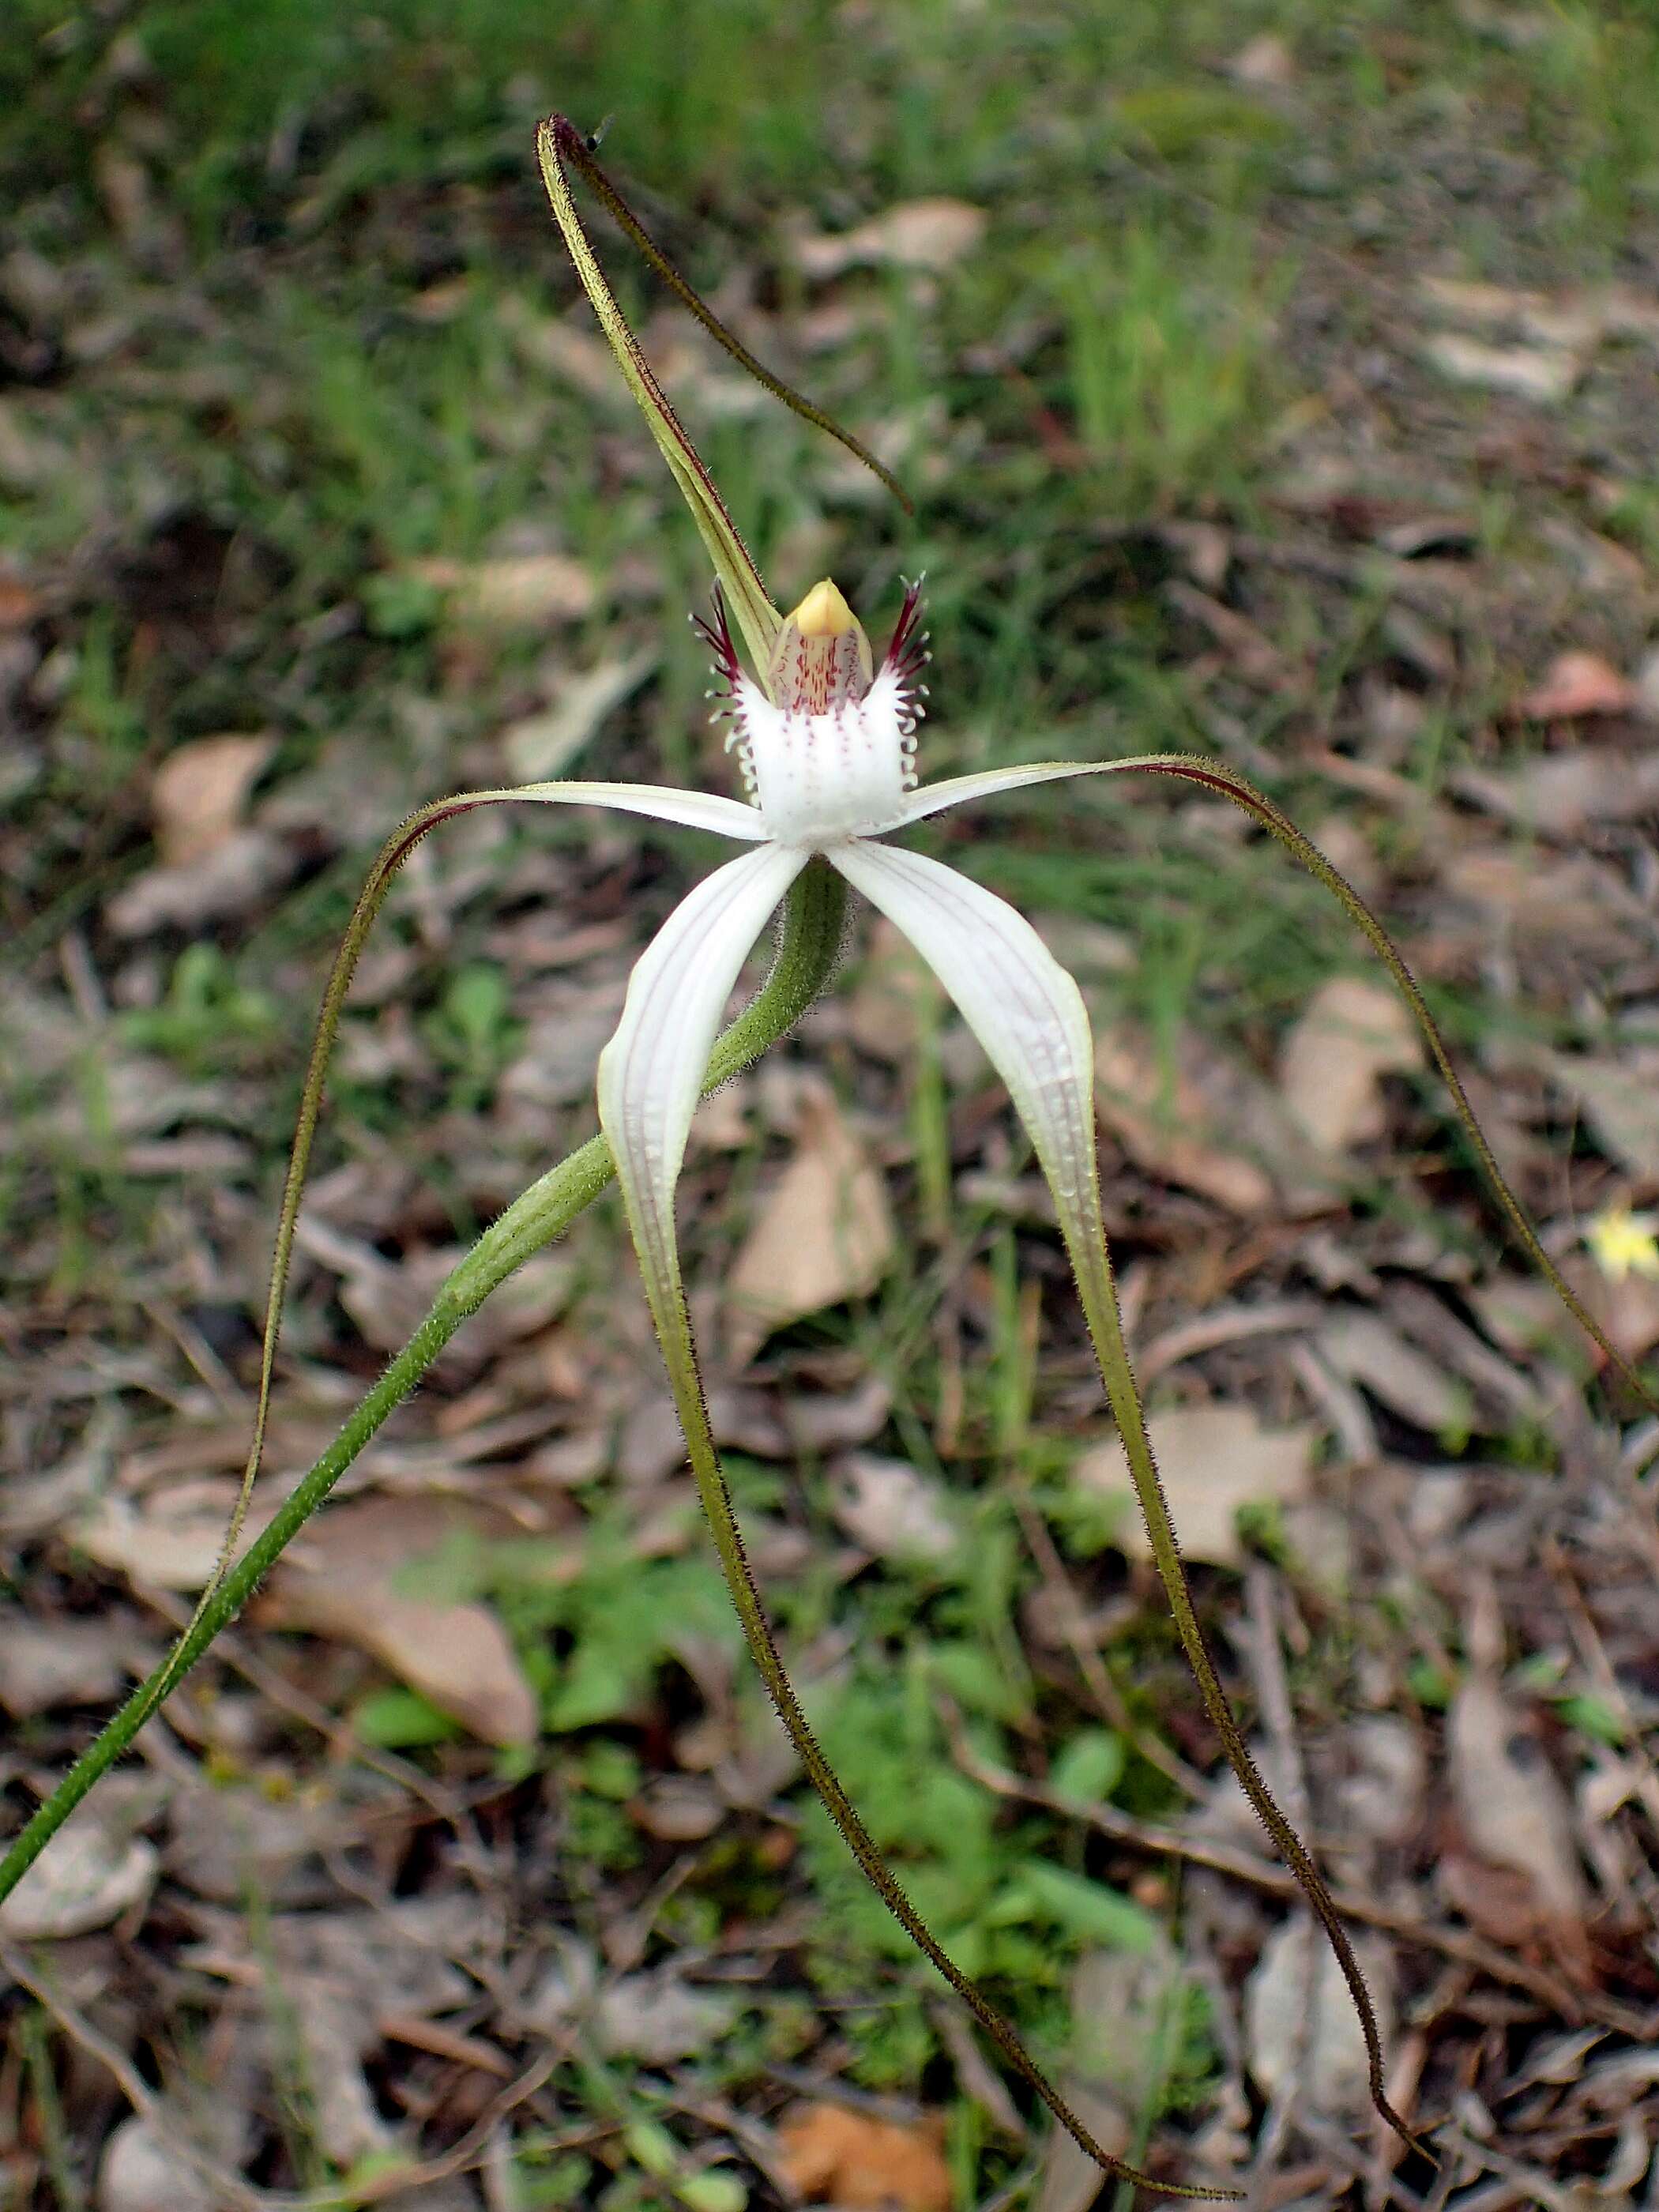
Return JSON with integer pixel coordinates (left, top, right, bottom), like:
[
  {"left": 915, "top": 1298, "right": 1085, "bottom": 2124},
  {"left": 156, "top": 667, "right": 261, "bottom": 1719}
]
[
  {"left": 890, "top": 760, "right": 1105, "bottom": 829},
  {"left": 829, "top": 841, "right": 1100, "bottom": 1227},
  {"left": 597, "top": 842, "right": 807, "bottom": 1304},
  {"left": 502, "top": 777, "right": 771, "bottom": 841}
]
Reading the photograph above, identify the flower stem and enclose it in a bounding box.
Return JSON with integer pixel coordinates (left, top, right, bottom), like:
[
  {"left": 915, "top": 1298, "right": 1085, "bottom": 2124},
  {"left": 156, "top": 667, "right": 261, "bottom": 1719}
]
[{"left": 0, "top": 860, "right": 846, "bottom": 1907}]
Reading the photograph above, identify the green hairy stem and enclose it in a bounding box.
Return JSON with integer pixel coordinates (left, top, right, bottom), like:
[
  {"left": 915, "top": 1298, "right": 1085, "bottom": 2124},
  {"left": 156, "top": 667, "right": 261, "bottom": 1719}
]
[{"left": 0, "top": 862, "right": 847, "bottom": 1910}]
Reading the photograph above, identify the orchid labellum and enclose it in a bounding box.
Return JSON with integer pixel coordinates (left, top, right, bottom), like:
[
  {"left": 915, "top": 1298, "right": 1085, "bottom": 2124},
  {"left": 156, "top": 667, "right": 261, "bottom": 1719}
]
[{"left": 5, "top": 114, "right": 1650, "bottom": 2207}]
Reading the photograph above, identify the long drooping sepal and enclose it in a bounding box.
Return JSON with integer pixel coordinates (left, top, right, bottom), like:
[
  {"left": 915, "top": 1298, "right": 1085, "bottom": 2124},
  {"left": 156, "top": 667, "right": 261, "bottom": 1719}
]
[
  {"left": 538, "top": 118, "right": 911, "bottom": 602},
  {"left": 537, "top": 116, "right": 781, "bottom": 675},
  {"left": 896, "top": 754, "right": 1657, "bottom": 1413},
  {"left": 165, "top": 777, "right": 770, "bottom": 1726},
  {"left": 0, "top": 866, "right": 848, "bottom": 1916},
  {"left": 831, "top": 838, "right": 1421, "bottom": 2161},
  {"left": 597, "top": 840, "right": 809, "bottom": 1288},
  {"left": 600, "top": 852, "right": 1240, "bottom": 2203}
]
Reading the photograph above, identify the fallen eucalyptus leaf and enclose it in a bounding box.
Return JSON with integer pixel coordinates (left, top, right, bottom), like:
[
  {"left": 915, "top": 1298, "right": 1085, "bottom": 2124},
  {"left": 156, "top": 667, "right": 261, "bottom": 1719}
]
[
  {"left": 1422, "top": 330, "right": 1581, "bottom": 402},
  {"left": 830, "top": 1452, "right": 961, "bottom": 1564},
  {"left": 501, "top": 649, "right": 655, "bottom": 781},
  {"left": 595, "top": 1969, "right": 736, "bottom": 2062},
  {"left": 411, "top": 551, "right": 595, "bottom": 627},
  {"left": 149, "top": 733, "right": 276, "bottom": 867},
  {"left": 725, "top": 1085, "right": 895, "bottom": 1361},
  {"left": 1447, "top": 1673, "right": 1589, "bottom": 1927},
  {"left": 1246, "top": 1916, "right": 1394, "bottom": 2116},
  {"left": 1076, "top": 1402, "right": 1318, "bottom": 1565},
  {"left": 792, "top": 198, "right": 987, "bottom": 277},
  {"left": 1279, "top": 974, "right": 1423, "bottom": 1154},
  {"left": 1544, "top": 1048, "right": 1659, "bottom": 1179},
  {"left": 261, "top": 1496, "right": 538, "bottom": 1746},
  {"left": 775, "top": 2101, "right": 952, "bottom": 2212},
  {"left": 0, "top": 1816, "right": 157, "bottom": 1939},
  {"left": 1316, "top": 1311, "right": 1470, "bottom": 1435},
  {"left": 1514, "top": 649, "right": 1636, "bottom": 720}
]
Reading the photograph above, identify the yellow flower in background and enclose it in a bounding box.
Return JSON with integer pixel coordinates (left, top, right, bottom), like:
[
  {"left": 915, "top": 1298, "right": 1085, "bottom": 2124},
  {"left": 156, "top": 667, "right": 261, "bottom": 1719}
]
[{"left": 1586, "top": 1204, "right": 1659, "bottom": 1283}]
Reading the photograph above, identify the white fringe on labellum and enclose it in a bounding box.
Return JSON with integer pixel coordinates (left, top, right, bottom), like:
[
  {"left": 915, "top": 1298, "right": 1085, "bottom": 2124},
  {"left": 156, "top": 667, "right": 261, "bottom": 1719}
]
[{"left": 694, "top": 578, "right": 930, "bottom": 847}]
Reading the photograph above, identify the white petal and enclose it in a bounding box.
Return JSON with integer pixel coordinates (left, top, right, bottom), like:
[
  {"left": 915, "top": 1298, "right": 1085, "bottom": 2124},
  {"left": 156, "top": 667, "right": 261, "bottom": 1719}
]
[
  {"left": 830, "top": 841, "right": 1097, "bottom": 1214},
  {"left": 496, "top": 777, "right": 768, "bottom": 841},
  {"left": 887, "top": 760, "right": 1102, "bottom": 828},
  {"left": 598, "top": 843, "right": 807, "bottom": 1300}
]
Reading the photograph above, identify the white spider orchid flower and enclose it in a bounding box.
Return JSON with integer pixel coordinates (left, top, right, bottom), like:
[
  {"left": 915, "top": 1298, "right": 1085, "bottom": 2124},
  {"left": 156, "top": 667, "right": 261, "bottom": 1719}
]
[{"left": 593, "top": 573, "right": 1119, "bottom": 1392}]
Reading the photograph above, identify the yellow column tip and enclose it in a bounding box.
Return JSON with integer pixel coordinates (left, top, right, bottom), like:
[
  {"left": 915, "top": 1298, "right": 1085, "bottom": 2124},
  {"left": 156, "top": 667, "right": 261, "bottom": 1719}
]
[{"left": 788, "top": 577, "right": 856, "bottom": 638}]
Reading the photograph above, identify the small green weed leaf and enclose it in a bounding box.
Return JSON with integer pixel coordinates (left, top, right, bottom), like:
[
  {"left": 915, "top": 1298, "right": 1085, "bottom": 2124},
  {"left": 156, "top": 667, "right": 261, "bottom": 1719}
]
[
  {"left": 351, "top": 1685, "right": 461, "bottom": 1749},
  {"left": 623, "top": 2120, "right": 682, "bottom": 2180},
  {"left": 1049, "top": 1728, "right": 1127, "bottom": 1807},
  {"left": 677, "top": 2172, "right": 747, "bottom": 2212},
  {"left": 1005, "top": 1861, "right": 1162, "bottom": 1954}
]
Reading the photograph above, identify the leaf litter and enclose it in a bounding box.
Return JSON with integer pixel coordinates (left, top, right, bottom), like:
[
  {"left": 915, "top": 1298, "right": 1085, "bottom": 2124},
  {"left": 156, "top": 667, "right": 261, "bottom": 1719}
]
[{"left": 5, "top": 17, "right": 1659, "bottom": 2209}]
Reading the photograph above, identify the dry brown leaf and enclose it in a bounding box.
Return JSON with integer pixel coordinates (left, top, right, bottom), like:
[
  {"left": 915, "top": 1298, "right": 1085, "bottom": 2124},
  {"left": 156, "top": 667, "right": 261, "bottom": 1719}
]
[
  {"left": 1420, "top": 272, "right": 1659, "bottom": 351},
  {"left": 830, "top": 1452, "right": 961, "bottom": 1563},
  {"left": 1570, "top": 1258, "right": 1659, "bottom": 1363},
  {"left": 775, "top": 2101, "right": 953, "bottom": 2212},
  {"left": 165, "top": 1777, "right": 362, "bottom": 1907},
  {"left": 1514, "top": 649, "right": 1636, "bottom": 720},
  {"left": 792, "top": 198, "right": 987, "bottom": 276},
  {"left": 0, "top": 1612, "right": 145, "bottom": 1716},
  {"left": 1421, "top": 330, "right": 1581, "bottom": 402},
  {"left": 500, "top": 649, "right": 654, "bottom": 781},
  {"left": 1452, "top": 748, "right": 1659, "bottom": 834},
  {"left": 73, "top": 1480, "right": 278, "bottom": 1592},
  {"left": 845, "top": 916, "right": 942, "bottom": 1062},
  {"left": 149, "top": 732, "right": 276, "bottom": 867},
  {"left": 594, "top": 1969, "right": 736, "bottom": 2061},
  {"left": 0, "top": 1814, "right": 158, "bottom": 1939},
  {"left": 1245, "top": 1917, "right": 1394, "bottom": 2116},
  {"left": 501, "top": 297, "right": 626, "bottom": 399},
  {"left": 1093, "top": 1028, "right": 1276, "bottom": 1216},
  {"left": 1442, "top": 845, "right": 1642, "bottom": 950},
  {"left": 1447, "top": 1675, "right": 1590, "bottom": 1928},
  {"left": 1226, "top": 32, "right": 1296, "bottom": 85},
  {"left": 1316, "top": 1311, "right": 1470, "bottom": 1433},
  {"left": 260, "top": 1496, "right": 537, "bottom": 1745},
  {"left": 1036, "top": 1943, "right": 1182, "bottom": 2212},
  {"left": 411, "top": 551, "right": 595, "bottom": 627},
  {"left": 0, "top": 573, "right": 43, "bottom": 626},
  {"left": 98, "top": 2116, "right": 219, "bottom": 2212},
  {"left": 629, "top": 1774, "right": 724, "bottom": 1843},
  {"left": 292, "top": 1221, "right": 574, "bottom": 1369},
  {"left": 725, "top": 1085, "right": 895, "bottom": 1361},
  {"left": 106, "top": 827, "right": 293, "bottom": 935},
  {"left": 105, "top": 731, "right": 289, "bottom": 937},
  {"left": 1075, "top": 1402, "right": 1318, "bottom": 1565},
  {"left": 1544, "top": 1048, "right": 1659, "bottom": 1179},
  {"left": 1278, "top": 974, "right": 1424, "bottom": 1153},
  {"left": 1419, "top": 274, "right": 1607, "bottom": 350}
]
